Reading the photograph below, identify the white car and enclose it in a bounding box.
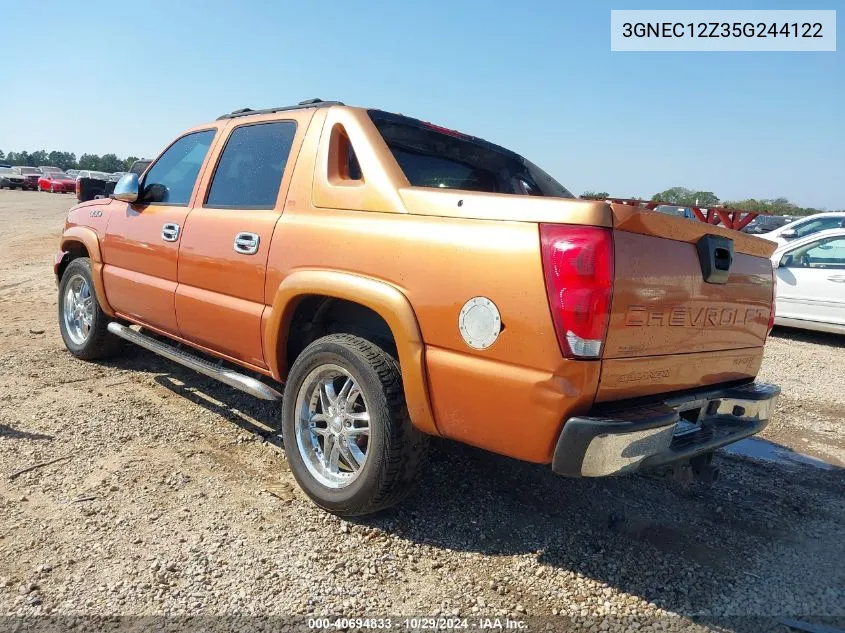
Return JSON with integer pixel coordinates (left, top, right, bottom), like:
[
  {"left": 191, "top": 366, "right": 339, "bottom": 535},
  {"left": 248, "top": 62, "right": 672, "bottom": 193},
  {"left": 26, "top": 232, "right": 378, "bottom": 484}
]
[
  {"left": 771, "top": 228, "right": 845, "bottom": 335},
  {"left": 761, "top": 212, "right": 845, "bottom": 246}
]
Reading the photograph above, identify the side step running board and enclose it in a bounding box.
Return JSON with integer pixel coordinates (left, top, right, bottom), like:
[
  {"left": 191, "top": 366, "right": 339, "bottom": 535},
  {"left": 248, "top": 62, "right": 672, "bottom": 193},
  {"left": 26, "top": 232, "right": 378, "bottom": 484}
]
[{"left": 107, "top": 322, "right": 282, "bottom": 401}]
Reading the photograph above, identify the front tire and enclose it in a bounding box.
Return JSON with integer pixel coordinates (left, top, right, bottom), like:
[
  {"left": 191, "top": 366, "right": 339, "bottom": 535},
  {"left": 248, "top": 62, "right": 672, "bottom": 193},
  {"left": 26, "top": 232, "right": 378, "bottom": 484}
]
[
  {"left": 282, "top": 334, "right": 428, "bottom": 516},
  {"left": 58, "top": 258, "right": 121, "bottom": 360}
]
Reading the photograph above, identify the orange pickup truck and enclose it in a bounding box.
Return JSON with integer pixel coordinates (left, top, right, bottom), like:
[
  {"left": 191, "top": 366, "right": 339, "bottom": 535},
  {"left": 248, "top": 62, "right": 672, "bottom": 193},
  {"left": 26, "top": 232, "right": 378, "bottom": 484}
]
[{"left": 55, "top": 99, "right": 780, "bottom": 515}]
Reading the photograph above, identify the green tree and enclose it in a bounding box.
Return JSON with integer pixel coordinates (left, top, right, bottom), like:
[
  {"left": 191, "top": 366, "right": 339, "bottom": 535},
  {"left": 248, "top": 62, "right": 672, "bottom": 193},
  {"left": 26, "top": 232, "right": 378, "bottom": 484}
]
[
  {"left": 581, "top": 191, "right": 609, "bottom": 199},
  {"left": 78, "top": 153, "right": 101, "bottom": 170},
  {"left": 123, "top": 156, "right": 140, "bottom": 170},
  {"left": 0, "top": 149, "right": 4, "bottom": 161},
  {"left": 652, "top": 187, "right": 720, "bottom": 207},
  {"left": 30, "top": 150, "right": 48, "bottom": 167},
  {"left": 98, "top": 153, "right": 123, "bottom": 172},
  {"left": 725, "top": 197, "right": 816, "bottom": 217}
]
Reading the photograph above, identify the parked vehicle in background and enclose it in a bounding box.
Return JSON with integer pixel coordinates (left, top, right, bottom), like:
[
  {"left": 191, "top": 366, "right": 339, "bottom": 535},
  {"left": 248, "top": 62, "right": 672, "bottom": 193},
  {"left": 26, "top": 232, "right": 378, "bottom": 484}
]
[
  {"left": 39, "top": 166, "right": 64, "bottom": 175},
  {"left": 75, "top": 170, "right": 112, "bottom": 182},
  {"left": 654, "top": 205, "right": 696, "bottom": 220},
  {"left": 761, "top": 212, "right": 845, "bottom": 245},
  {"left": 743, "top": 215, "right": 792, "bottom": 235},
  {"left": 128, "top": 159, "right": 151, "bottom": 176},
  {"left": 0, "top": 163, "right": 11, "bottom": 169},
  {"left": 66, "top": 169, "right": 80, "bottom": 178},
  {"left": 0, "top": 166, "right": 27, "bottom": 189},
  {"left": 772, "top": 228, "right": 845, "bottom": 335},
  {"left": 11, "top": 166, "right": 39, "bottom": 190},
  {"left": 53, "top": 99, "right": 780, "bottom": 515},
  {"left": 38, "top": 172, "right": 76, "bottom": 193},
  {"left": 75, "top": 170, "right": 114, "bottom": 202},
  {"left": 109, "top": 171, "right": 127, "bottom": 182}
]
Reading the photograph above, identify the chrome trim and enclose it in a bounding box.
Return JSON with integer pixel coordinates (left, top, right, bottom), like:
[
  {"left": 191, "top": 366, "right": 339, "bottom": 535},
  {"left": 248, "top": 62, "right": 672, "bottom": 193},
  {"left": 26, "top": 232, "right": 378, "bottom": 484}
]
[
  {"left": 106, "top": 323, "right": 282, "bottom": 401},
  {"left": 233, "top": 232, "right": 260, "bottom": 255},
  {"left": 294, "top": 364, "right": 370, "bottom": 489},
  {"left": 112, "top": 173, "right": 140, "bottom": 202},
  {"left": 161, "top": 223, "right": 180, "bottom": 242},
  {"left": 581, "top": 425, "right": 676, "bottom": 477},
  {"left": 554, "top": 382, "right": 780, "bottom": 477},
  {"left": 62, "top": 274, "right": 95, "bottom": 345}
]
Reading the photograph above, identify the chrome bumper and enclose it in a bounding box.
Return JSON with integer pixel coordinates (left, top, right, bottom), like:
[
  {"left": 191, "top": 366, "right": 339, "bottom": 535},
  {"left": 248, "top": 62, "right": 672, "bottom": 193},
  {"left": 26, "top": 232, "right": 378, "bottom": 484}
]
[{"left": 552, "top": 382, "right": 780, "bottom": 477}]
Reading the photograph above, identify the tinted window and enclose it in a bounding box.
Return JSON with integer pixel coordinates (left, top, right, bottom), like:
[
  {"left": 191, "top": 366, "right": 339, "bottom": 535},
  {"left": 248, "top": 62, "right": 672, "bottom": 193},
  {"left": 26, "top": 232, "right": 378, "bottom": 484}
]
[
  {"left": 793, "top": 216, "right": 845, "bottom": 238},
  {"left": 143, "top": 130, "right": 215, "bottom": 205},
  {"left": 205, "top": 121, "right": 297, "bottom": 208},
  {"left": 797, "top": 237, "right": 845, "bottom": 269},
  {"left": 368, "top": 110, "right": 573, "bottom": 198}
]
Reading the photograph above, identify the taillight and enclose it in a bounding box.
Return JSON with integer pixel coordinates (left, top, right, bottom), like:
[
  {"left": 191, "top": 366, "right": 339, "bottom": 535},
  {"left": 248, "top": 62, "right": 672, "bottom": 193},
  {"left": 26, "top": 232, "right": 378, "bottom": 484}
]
[{"left": 540, "top": 225, "right": 614, "bottom": 359}]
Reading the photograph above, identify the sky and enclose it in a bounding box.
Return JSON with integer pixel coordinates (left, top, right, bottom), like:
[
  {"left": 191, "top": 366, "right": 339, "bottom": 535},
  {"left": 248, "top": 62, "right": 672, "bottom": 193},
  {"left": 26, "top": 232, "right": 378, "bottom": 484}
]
[{"left": 1, "top": 0, "right": 842, "bottom": 208}]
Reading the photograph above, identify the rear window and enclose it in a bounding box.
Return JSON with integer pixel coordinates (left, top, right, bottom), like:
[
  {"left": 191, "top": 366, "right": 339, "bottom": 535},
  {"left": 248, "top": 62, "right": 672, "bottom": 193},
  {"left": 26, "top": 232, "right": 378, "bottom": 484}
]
[{"left": 368, "top": 110, "right": 573, "bottom": 198}]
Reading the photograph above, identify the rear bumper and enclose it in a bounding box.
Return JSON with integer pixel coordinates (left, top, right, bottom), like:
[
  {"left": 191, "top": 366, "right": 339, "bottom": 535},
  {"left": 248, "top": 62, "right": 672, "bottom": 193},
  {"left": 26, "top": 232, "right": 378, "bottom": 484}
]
[{"left": 552, "top": 381, "right": 780, "bottom": 477}]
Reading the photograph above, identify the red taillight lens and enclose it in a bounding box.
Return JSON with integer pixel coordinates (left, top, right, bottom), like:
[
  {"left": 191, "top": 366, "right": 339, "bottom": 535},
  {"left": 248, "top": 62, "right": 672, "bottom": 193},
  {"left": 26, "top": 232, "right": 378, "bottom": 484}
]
[{"left": 540, "top": 225, "right": 614, "bottom": 359}]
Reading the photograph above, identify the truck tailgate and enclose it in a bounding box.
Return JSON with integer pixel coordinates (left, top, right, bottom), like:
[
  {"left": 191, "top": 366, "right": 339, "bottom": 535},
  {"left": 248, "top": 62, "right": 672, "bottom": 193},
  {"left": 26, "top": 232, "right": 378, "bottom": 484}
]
[{"left": 597, "top": 207, "right": 776, "bottom": 402}]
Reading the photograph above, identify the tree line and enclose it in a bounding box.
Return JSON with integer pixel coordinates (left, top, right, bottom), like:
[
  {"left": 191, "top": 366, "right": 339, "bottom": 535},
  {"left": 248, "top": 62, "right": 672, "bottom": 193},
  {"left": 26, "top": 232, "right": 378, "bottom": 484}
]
[
  {"left": 580, "top": 187, "right": 836, "bottom": 217},
  {"left": 0, "top": 149, "right": 141, "bottom": 173}
]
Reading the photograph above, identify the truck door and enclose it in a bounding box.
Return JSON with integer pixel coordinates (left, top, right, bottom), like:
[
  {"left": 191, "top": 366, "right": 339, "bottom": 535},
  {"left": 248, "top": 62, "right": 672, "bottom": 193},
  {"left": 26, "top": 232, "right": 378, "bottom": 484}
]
[
  {"left": 102, "top": 128, "right": 219, "bottom": 334},
  {"left": 175, "top": 112, "right": 310, "bottom": 369}
]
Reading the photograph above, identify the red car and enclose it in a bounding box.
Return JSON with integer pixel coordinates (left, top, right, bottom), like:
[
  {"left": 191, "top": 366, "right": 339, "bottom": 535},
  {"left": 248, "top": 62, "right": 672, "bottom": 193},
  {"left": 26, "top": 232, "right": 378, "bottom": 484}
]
[{"left": 38, "top": 172, "right": 76, "bottom": 193}]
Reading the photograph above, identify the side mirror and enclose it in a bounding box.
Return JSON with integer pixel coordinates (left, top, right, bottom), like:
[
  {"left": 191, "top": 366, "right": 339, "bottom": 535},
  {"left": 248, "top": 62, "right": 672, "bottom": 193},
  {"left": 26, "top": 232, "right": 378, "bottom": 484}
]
[
  {"left": 112, "top": 173, "right": 140, "bottom": 203},
  {"left": 781, "top": 229, "right": 797, "bottom": 240}
]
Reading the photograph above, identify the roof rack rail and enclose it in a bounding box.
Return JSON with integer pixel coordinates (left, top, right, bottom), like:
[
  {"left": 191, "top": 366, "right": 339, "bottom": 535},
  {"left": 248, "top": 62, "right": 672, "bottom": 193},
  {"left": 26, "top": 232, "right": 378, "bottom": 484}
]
[{"left": 216, "top": 99, "right": 344, "bottom": 120}]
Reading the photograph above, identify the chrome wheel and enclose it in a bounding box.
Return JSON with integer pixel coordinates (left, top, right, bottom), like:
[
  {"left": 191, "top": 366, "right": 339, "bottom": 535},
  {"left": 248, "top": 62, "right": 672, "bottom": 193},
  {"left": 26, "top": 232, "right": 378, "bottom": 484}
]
[
  {"left": 294, "top": 364, "right": 370, "bottom": 489},
  {"left": 62, "top": 274, "right": 94, "bottom": 345}
]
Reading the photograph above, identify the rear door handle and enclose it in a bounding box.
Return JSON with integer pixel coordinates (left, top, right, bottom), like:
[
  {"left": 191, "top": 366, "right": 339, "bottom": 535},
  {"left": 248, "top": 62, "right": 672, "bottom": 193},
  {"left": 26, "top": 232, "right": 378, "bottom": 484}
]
[
  {"left": 161, "top": 223, "right": 180, "bottom": 242},
  {"left": 827, "top": 274, "right": 845, "bottom": 283},
  {"left": 233, "top": 232, "right": 260, "bottom": 255}
]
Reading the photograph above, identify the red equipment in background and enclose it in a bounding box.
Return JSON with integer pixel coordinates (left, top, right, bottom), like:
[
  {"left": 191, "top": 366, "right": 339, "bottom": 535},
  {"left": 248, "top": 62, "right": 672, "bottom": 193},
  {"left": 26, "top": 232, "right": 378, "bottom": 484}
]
[{"left": 586, "top": 197, "right": 764, "bottom": 231}]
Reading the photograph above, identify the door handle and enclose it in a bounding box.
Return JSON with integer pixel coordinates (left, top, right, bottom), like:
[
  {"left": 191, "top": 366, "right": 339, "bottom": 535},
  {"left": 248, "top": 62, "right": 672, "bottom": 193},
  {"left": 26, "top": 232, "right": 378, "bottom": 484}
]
[
  {"left": 233, "top": 232, "right": 260, "bottom": 255},
  {"left": 161, "top": 223, "right": 180, "bottom": 242},
  {"left": 827, "top": 274, "right": 845, "bottom": 283}
]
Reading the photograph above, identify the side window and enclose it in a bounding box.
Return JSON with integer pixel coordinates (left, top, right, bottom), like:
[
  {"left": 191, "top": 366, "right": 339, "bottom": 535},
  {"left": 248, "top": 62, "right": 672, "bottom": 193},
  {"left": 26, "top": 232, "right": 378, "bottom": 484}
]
[
  {"left": 794, "top": 217, "right": 842, "bottom": 238},
  {"left": 142, "top": 129, "right": 216, "bottom": 205},
  {"left": 784, "top": 237, "right": 845, "bottom": 269},
  {"left": 802, "top": 237, "right": 845, "bottom": 269},
  {"left": 205, "top": 121, "right": 297, "bottom": 209}
]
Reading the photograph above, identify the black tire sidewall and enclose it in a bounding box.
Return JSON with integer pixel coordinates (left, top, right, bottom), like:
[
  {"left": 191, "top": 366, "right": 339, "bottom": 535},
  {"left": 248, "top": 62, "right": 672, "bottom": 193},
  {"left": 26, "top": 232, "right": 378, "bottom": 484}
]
[{"left": 282, "top": 340, "right": 393, "bottom": 514}]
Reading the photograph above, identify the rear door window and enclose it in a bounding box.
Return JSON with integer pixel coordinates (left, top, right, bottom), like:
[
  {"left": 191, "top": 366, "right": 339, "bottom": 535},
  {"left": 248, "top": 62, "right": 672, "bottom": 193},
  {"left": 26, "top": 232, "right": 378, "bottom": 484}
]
[{"left": 205, "top": 121, "right": 297, "bottom": 209}]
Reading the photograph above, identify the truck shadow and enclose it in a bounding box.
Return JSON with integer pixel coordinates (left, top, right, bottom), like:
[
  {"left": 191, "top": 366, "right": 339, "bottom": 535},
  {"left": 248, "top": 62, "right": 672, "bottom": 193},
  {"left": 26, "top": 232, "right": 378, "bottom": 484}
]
[
  {"left": 0, "top": 423, "right": 54, "bottom": 441},
  {"left": 383, "top": 441, "right": 844, "bottom": 623},
  {"left": 103, "top": 345, "right": 844, "bottom": 623}
]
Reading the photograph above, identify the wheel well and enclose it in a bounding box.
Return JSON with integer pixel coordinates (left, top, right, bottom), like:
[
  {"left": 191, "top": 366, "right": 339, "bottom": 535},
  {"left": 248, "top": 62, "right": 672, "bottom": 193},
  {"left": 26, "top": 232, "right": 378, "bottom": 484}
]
[
  {"left": 285, "top": 296, "right": 397, "bottom": 371},
  {"left": 57, "top": 241, "right": 89, "bottom": 281}
]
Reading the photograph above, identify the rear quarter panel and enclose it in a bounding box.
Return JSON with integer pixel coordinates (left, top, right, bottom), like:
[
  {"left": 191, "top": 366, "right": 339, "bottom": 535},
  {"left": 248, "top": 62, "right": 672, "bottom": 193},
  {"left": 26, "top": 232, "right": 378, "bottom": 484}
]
[{"left": 266, "top": 206, "right": 598, "bottom": 463}]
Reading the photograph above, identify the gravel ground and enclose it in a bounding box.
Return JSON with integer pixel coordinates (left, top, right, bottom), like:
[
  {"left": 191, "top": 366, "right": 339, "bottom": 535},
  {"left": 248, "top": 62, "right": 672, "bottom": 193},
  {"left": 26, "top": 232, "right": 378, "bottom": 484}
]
[{"left": 0, "top": 190, "right": 843, "bottom": 632}]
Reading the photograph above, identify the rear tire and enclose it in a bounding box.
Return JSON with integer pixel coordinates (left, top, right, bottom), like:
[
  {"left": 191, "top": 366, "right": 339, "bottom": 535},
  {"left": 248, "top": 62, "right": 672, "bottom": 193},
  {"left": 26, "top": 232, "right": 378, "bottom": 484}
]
[
  {"left": 282, "top": 333, "right": 428, "bottom": 516},
  {"left": 58, "top": 258, "right": 122, "bottom": 360}
]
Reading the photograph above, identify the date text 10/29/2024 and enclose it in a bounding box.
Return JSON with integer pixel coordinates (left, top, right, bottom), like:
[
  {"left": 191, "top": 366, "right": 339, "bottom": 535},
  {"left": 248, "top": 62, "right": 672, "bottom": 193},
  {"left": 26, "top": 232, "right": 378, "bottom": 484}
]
[{"left": 307, "top": 617, "right": 528, "bottom": 630}]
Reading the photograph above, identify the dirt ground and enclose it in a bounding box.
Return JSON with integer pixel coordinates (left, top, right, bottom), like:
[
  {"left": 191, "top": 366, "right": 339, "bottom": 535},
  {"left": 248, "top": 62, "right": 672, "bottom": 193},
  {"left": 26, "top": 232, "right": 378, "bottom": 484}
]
[{"left": 0, "top": 190, "right": 843, "bottom": 631}]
